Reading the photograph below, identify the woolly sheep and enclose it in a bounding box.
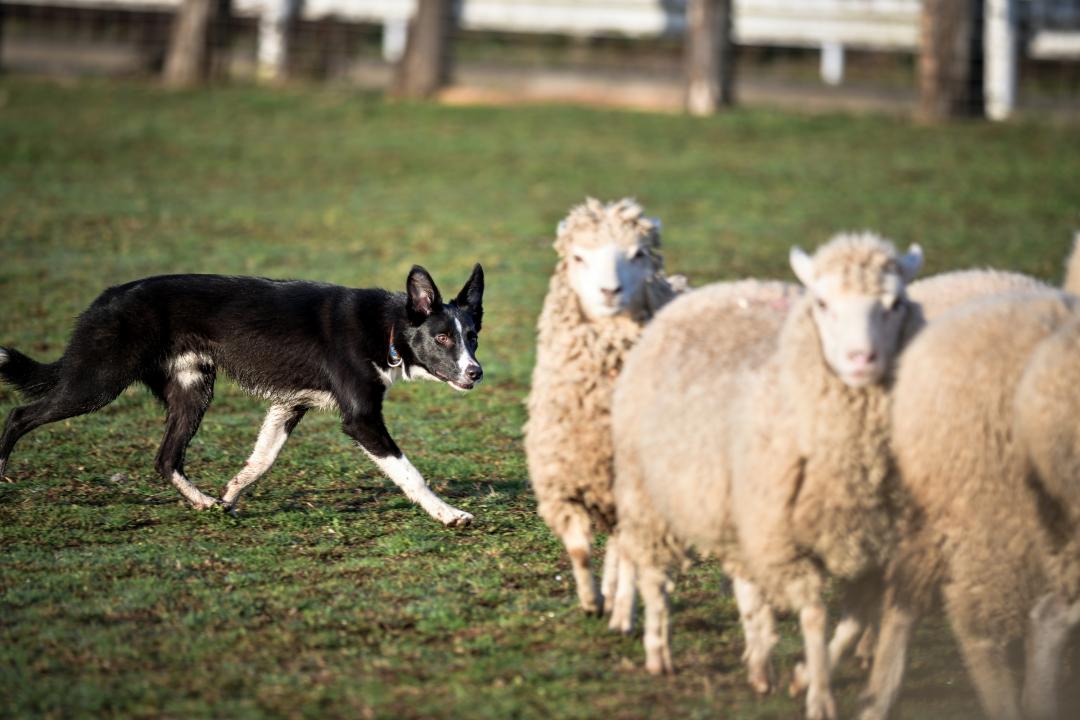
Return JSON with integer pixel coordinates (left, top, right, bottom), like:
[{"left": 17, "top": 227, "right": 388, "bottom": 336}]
[
  {"left": 609, "top": 235, "right": 1044, "bottom": 717},
  {"left": 613, "top": 233, "right": 923, "bottom": 720},
  {"left": 524, "top": 198, "right": 682, "bottom": 617},
  {"left": 863, "top": 288, "right": 1080, "bottom": 720}
]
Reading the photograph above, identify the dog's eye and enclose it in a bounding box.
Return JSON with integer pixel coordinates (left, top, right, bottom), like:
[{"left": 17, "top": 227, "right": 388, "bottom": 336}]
[
  {"left": 631, "top": 248, "right": 647, "bottom": 261},
  {"left": 435, "top": 333, "right": 452, "bottom": 346},
  {"left": 467, "top": 333, "right": 478, "bottom": 347}
]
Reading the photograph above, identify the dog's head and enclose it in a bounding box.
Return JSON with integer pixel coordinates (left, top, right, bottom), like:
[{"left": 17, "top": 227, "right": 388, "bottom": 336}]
[{"left": 400, "top": 263, "right": 485, "bottom": 391}]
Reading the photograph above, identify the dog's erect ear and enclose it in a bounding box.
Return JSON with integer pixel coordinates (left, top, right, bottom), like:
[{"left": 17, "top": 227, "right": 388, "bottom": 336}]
[
  {"left": 407, "top": 265, "right": 443, "bottom": 322},
  {"left": 454, "top": 263, "right": 484, "bottom": 330}
]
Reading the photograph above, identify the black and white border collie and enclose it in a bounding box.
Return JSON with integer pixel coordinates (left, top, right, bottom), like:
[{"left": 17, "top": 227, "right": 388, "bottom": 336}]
[{"left": 0, "top": 264, "right": 484, "bottom": 527}]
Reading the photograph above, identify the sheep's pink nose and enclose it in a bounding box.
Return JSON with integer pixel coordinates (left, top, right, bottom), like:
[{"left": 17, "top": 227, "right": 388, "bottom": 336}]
[{"left": 848, "top": 350, "right": 878, "bottom": 366}]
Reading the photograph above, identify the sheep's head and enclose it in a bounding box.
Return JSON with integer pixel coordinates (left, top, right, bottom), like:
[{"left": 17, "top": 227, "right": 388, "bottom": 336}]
[
  {"left": 555, "top": 197, "right": 663, "bottom": 320},
  {"left": 790, "top": 232, "right": 923, "bottom": 388}
]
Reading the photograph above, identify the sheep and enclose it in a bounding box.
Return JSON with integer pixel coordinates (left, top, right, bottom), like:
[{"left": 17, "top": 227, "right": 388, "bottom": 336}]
[
  {"left": 524, "top": 197, "right": 683, "bottom": 617},
  {"left": 862, "top": 287, "right": 1080, "bottom": 720},
  {"left": 612, "top": 233, "right": 924, "bottom": 720},
  {"left": 609, "top": 234, "right": 1046, "bottom": 716}
]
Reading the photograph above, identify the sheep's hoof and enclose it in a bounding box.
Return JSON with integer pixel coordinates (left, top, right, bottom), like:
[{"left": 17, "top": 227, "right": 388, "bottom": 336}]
[
  {"left": 805, "top": 690, "right": 837, "bottom": 720},
  {"left": 645, "top": 651, "right": 674, "bottom": 675},
  {"left": 580, "top": 600, "right": 603, "bottom": 618},
  {"left": 748, "top": 667, "right": 773, "bottom": 695},
  {"left": 789, "top": 661, "right": 808, "bottom": 696},
  {"left": 607, "top": 612, "right": 633, "bottom": 635}
]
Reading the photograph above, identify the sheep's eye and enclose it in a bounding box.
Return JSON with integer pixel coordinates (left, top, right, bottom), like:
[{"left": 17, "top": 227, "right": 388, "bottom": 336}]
[
  {"left": 435, "top": 333, "right": 452, "bottom": 346},
  {"left": 816, "top": 298, "right": 828, "bottom": 311},
  {"left": 572, "top": 254, "right": 585, "bottom": 264}
]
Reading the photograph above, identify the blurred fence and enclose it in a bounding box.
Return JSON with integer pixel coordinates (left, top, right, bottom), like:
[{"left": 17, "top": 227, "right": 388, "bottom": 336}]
[{"left": 2, "top": 0, "right": 1079, "bottom": 110}]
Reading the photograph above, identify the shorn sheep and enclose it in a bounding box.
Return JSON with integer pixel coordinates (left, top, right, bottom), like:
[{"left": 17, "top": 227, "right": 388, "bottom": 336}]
[
  {"left": 524, "top": 198, "right": 682, "bottom": 617},
  {"left": 613, "top": 233, "right": 923, "bottom": 720},
  {"left": 862, "top": 241, "right": 1080, "bottom": 720}
]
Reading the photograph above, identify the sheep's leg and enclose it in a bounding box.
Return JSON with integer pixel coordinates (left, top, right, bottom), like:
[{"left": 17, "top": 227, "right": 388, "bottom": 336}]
[
  {"left": 557, "top": 506, "right": 602, "bottom": 616},
  {"left": 855, "top": 624, "right": 878, "bottom": 671},
  {"left": 799, "top": 602, "right": 837, "bottom": 720},
  {"left": 600, "top": 531, "right": 620, "bottom": 611},
  {"left": 792, "top": 615, "right": 862, "bottom": 696},
  {"left": 947, "top": 580, "right": 1022, "bottom": 720},
  {"left": 793, "top": 573, "right": 881, "bottom": 694},
  {"left": 858, "top": 593, "right": 916, "bottom": 720},
  {"left": 639, "top": 564, "right": 674, "bottom": 674},
  {"left": 1022, "top": 592, "right": 1080, "bottom": 720},
  {"left": 733, "top": 576, "right": 777, "bottom": 694},
  {"left": 954, "top": 634, "right": 1021, "bottom": 720},
  {"left": 608, "top": 547, "right": 637, "bottom": 634}
]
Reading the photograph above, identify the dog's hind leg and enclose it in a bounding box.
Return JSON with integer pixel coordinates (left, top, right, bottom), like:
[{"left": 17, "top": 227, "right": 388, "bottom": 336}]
[
  {"left": 0, "top": 378, "right": 128, "bottom": 479},
  {"left": 154, "top": 364, "right": 217, "bottom": 510},
  {"left": 220, "top": 403, "right": 307, "bottom": 511}
]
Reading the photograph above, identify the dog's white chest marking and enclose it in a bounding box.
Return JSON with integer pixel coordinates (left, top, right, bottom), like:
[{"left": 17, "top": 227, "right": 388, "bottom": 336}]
[{"left": 374, "top": 363, "right": 405, "bottom": 387}]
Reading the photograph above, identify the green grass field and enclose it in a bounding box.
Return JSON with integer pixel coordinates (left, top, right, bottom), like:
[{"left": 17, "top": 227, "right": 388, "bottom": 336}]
[{"left": 0, "top": 77, "right": 1077, "bottom": 719}]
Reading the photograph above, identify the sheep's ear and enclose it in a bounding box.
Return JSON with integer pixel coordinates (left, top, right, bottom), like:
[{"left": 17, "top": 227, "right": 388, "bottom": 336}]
[
  {"left": 407, "top": 265, "right": 442, "bottom": 322},
  {"left": 789, "top": 246, "right": 816, "bottom": 288},
  {"left": 454, "top": 263, "right": 485, "bottom": 331},
  {"left": 898, "top": 244, "right": 924, "bottom": 283}
]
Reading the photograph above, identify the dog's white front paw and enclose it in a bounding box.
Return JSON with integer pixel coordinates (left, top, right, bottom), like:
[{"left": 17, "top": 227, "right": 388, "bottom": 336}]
[{"left": 441, "top": 508, "right": 473, "bottom": 528}]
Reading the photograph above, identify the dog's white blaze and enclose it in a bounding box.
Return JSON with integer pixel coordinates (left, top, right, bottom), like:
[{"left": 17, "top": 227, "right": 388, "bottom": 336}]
[
  {"left": 222, "top": 404, "right": 295, "bottom": 506},
  {"left": 454, "top": 318, "right": 473, "bottom": 374},
  {"left": 166, "top": 352, "right": 212, "bottom": 389},
  {"left": 169, "top": 470, "right": 218, "bottom": 509},
  {"left": 362, "top": 450, "right": 473, "bottom": 526}
]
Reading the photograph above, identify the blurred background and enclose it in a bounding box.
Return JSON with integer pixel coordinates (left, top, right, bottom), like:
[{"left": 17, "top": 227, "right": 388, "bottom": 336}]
[{"left": 2, "top": 0, "right": 1078, "bottom": 120}]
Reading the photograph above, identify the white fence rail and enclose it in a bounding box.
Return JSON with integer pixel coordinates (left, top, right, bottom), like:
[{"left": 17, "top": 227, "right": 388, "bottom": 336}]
[{"left": 7, "top": 0, "right": 1080, "bottom": 104}]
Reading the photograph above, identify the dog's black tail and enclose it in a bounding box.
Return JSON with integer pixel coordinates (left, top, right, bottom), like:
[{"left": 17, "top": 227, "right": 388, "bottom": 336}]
[{"left": 0, "top": 347, "right": 62, "bottom": 401}]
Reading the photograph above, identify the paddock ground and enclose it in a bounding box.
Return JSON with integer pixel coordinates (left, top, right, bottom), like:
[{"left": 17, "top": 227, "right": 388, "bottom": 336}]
[{"left": 1, "top": 78, "right": 1078, "bottom": 718}]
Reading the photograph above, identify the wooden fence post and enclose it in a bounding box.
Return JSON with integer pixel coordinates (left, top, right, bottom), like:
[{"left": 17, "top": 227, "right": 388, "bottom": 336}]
[
  {"left": 164, "top": 0, "right": 230, "bottom": 86},
  {"left": 685, "top": 0, "right": 736, "bottom": 116},
  {"left": 392, "top": 0, "right": 455, "bottom": 99},
  {"left": 918, "top": 0, "right": 982, "bottom": 120}
]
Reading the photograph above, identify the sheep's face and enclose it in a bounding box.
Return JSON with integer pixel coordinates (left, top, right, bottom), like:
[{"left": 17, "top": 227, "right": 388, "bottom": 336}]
[
  {"left": 791, "top": 243, "right": 923, "bottom": 388},
  {"left": 566, "top": 241, "right": 658, "bottom": 320}
]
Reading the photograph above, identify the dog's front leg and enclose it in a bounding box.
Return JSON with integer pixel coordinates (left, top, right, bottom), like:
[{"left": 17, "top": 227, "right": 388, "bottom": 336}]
[{"left": 342, "top": 412, "right": 473, "bottom": 528}]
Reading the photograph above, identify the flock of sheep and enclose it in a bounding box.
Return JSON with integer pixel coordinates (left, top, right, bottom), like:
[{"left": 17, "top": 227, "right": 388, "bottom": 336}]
[{"left": 524, "top": 197, "right": 1080, "bottom": 720}]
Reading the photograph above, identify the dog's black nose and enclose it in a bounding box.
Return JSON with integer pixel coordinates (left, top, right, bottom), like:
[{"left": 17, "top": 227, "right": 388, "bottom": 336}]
[{"left": 465, "top": 365, "right": 483, "bottom": 382}]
